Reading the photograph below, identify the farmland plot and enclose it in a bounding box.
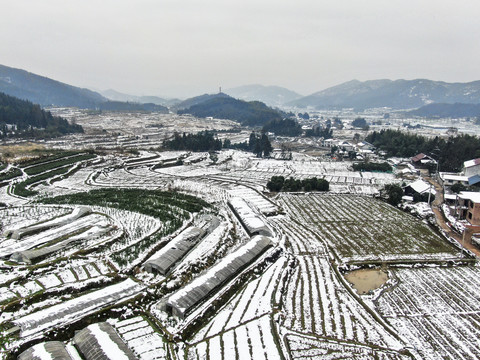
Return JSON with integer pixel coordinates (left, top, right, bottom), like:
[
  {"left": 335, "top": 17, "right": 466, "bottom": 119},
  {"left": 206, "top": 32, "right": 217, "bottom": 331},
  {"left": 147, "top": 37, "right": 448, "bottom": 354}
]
[
  {"left": 0, "top": 213, "right": 108, "bottom": 258},
  {"left": 182, "top": 212, "right": 406, "bottom": 359},
  {"left": 189, "top": 256, "right": 287, "bottom": 344},
  {"left": 277, "top": 193, "right": 458, "bottom": 263},
  {"left": 227, "top": 186, "right": 279, "bottom": 215},
  {"left": 0, "top": 205, "right": 71, "bottom": 233},
  {"left": 0, "top": 259, "right": 115, "bottom": 313},
  {"left": 375, "top": 266, "right": 480, "bottom": 360},
  {"left": 286, "top": 333, "right": 411, "bottom": 360},
  {"left": 213, "top": 157, "right": 397, "bottom": 194},
  {"left": 185, "top": 315, "right": 280, "bottom": 360},
  {"left": 3, "top": 147, "right": 479, "bottom": 360},
  {"left": 91, "top": 167, "right": 173, "bottom": 189},
  {"left": 39, "top": 161, "right": 108, "bottom": 196},
  {"left": 279, "top": 254, "right": 402, "bottom": 349},
  {"left": 113, "top": 316, "right": 168, "bottom": 360}
]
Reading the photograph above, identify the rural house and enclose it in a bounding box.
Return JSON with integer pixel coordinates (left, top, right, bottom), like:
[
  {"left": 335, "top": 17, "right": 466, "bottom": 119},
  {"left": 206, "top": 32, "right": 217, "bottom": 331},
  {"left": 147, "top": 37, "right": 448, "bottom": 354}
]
[
  {"left": 463, "top": 158, "right": 480, "bottom": 177},
  {"left": 411, "top": 153, "right": 436, "bottom": 169}
]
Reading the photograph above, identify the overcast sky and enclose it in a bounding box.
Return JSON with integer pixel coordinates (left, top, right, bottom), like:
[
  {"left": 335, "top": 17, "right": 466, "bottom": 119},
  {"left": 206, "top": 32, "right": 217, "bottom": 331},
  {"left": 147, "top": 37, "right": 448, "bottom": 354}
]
[{"left": 1, "top": 0, "right": 479, "bottom": 98}]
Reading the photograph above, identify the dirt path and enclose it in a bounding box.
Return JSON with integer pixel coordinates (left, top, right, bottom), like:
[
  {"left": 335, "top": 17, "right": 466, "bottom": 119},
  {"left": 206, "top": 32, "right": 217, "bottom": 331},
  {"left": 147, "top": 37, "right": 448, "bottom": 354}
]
[{"left": 425, "top": 176, "right": 480, "bottom": 258}]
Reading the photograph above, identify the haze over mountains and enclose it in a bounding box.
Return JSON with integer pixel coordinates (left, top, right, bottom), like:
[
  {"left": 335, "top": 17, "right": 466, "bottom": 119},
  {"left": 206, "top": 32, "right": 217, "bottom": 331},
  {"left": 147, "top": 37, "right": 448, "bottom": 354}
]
[
  {"left": 1, "top": 64, "right": 480, "bottom": 114},
  {"left": 289, "top": 79, "right": 480, "bottom": 110},
  {"left": 99, "top": 89, "right": 179, "bottom": 107},
  {"left": 0, "top": 64, "right": 106, "bottom": 108},
  {"left": 224, "top": 84, "right": 303, "bottom": 107},
  {"left": 0, "top": 65, "right": 168, "bottom": 111}
]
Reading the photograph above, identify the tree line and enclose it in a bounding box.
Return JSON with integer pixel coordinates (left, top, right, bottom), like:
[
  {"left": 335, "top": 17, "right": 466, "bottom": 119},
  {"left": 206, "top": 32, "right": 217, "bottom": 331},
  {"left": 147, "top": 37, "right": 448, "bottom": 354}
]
[
  {"left": 163, "top": 130, "right": 273, "bottom": 158},
  {"left": 352, "top": 162, "right": 392, "bottom": 172},
  {"left": 262, "top": 118, "right": 302, "bottom": 137},
  {"left": 163, "top": 131, "right": 222, "bottom": 152},
  {"left": 366, "top": 129, "right": 480, "bottom": 172},
  {"left": 267, "top": 176, "right": 329, "bottom": 192},
  {"left": 0, "top": 91, "right": 83, "bottom": 138}
]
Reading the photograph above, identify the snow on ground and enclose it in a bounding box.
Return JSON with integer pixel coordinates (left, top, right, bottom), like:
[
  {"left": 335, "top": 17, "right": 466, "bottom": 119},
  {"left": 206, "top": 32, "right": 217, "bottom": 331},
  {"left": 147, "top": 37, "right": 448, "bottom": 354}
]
[
  {"left": 112, "top": 317, "right": 167, "bottom": 360},
  {"left": 0, "top": 212, "right": 105, "bottom": 258},
  {"left": 0, "top": 206, "right": 71, "bottom": 237},
  {"left": 14, "top": 278, "right": 144, "bottom": 337},
  {"left": 186, "top": 315, "right": 280, "bottom": 360},
  {"left": 190, "top": 256, "right": 286, "bottom": 343},
  {"left": 227, "top": 186, "right": 279, "bottom": 215},
  {"left": 1, "top": 148, "right": 477, "bottom": 360},
  {"left": 375, "top": 265, "right": 480, "bottom": 360}
]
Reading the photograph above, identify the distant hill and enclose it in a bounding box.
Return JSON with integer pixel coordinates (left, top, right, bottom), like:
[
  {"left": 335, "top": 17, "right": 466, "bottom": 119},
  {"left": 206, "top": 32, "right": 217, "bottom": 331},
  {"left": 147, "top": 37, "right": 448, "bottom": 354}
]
[
  {"left": 98, "top": 101, "right": 168, "bottom": 113},
  {"left": 177, "top": 95, "right": 283, "bottom": 126},
  {"left": 409, "top": 103, "right": 480, "bottom": 118},
  {"left": 289, "top": 79, "right": 480, "bottom": 110},
  {"left": 224, "top": 84, "right": 302, "bottom": 107},
  {"left": 100, "top": 89, "right": 180, "bottom": 107},
  {"left": 173, "top": 93, "right": 231, "bottom": 111},
  {"left": 0, "top": 64, "right": 106, "bottom": 108},
  {"left": 0, "top": 91, "right": 83, "bottom": 137}
]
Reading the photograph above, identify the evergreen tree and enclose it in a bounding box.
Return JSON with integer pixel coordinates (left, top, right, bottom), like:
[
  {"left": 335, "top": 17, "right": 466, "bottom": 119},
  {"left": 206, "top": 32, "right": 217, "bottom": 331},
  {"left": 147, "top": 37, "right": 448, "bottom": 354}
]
[{"left": 261, "top": 133, "right": 273, "bottom": 157}]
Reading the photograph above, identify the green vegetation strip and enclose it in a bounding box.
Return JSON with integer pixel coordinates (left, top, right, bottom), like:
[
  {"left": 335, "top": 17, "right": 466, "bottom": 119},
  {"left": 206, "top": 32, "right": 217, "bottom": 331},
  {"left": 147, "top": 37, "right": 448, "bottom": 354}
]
[
  {"left": 24, "top": 153, "right": 96, "bottom": 176},
  {"left": 39, "top": 188, "right": 210, "bottom": 220},
  {"left": 0, "top": 167, "right": 22, "bottom": 182},
  {"left": 352, "top": 162, "right": 392, "bottom": 173},
  {"left": 13, "top": 166, "right": 71, "bottom": 197},
  {"left": 39, "top": 188, "right": 212, "bottom": 267},
  {"left": 18, "top": 151, "right": 81, "bottom": 168}
]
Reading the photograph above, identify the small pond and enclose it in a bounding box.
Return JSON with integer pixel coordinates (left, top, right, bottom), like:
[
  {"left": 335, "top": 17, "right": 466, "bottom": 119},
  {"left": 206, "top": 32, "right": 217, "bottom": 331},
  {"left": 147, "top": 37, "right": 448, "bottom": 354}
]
[{"left": 344, "top": 268, "right": 388, "bottom": 295}]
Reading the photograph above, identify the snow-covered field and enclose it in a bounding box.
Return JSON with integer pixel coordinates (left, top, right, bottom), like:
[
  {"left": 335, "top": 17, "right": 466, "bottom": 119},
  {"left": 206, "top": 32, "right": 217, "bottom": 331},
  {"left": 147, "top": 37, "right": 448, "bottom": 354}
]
[
  {"left": 277, "top": 193, "right": 460, "bottom": 263},
  {"left": 375, "top": 266, "right": 480, "bottom": 360},
  {"left": 0, "top": 146, "right": 476, "bottom": 360}
]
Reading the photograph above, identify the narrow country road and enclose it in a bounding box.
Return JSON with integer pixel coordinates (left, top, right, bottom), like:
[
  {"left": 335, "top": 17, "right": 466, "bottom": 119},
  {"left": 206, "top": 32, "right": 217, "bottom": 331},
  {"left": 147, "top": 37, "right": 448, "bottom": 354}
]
[{"left": 426, "top": 176, "right": 480, "bottom": 258}]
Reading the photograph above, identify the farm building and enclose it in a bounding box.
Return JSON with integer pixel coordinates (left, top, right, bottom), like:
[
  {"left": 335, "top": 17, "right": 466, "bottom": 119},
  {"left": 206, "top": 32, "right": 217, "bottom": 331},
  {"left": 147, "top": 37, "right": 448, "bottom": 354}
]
[
  {"left": 459, "top": 192, "right": 480, "bottom": 225},
  {"left": 144, "top": 226, "right": 206, "bottom": 275},
  {"left": 18, "top": 341, "right": 73, "bottom": 360},
  {"left": 10, "top": 238, "right": 82, "bottom": 264},
  {"left": 463, "top": 158, "right": 480, "bottom": 177},
  {"left": 73, "top": 322, "right": 137, "bottom": 360},
  {"left": 3, "top": 206, "right": 91, "bottom": 240},
  {"left": 165, "top": 235, "right": 273, "bottom": 319},
  {"left": 403, "top": 179, "right": 435, "bottom": 197},
  {"left": 228, "top": 197, "right": 273, "bottom": 237},
  {"left": 411, "top": 153, "right": 436, "bottom": 168},
  {"left": 9, "top": 222, "right": 113, "bottom": 264},
  {"left": 439, "top": 173, "right": 470, "bottom": 187}
]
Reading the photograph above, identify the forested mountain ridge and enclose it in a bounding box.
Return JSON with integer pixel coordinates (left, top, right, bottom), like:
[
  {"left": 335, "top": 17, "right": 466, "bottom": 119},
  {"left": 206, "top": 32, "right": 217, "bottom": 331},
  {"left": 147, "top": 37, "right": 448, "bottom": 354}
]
[
  {"left": 408, "top": 103, "right": 480, "bottom": 118},
  {"left": 289, "top": 79, "right": 480, "bottom": 110},
  {"left": 0, "top": 64, "right": 106, "bottom": 108},
  {"left": 177, "top": 96, "right": 283, "bottom": 126},
  {"left": 0, "top": 91, "right": 83, "bottom": 137},
  {"left": 0, "top": 64, "right": 171, "bottom": 112},
  {"left": 100, "top": 89, "right": 180, "bottom": 107},
  {"left": 173, "top": 93, "right": 231, "bottom": 111}
]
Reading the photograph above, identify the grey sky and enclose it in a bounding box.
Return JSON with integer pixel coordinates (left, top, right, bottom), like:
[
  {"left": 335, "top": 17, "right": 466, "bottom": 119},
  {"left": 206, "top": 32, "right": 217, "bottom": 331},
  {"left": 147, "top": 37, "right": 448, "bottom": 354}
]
[{"left": 1, "top": 0, "right": 479, "bottom": 98}]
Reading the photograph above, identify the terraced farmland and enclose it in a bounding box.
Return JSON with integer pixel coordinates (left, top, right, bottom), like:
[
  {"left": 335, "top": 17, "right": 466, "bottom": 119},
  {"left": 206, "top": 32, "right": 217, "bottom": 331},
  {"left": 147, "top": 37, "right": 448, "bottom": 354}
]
[
  {"left": 0, "top": 148, "right": 477, "bottom": 360},
  {"left": 376, "top": 266, "right": 480, "bottom": 360},
  {"left": 278, "top": 193, "right": 459, "bottom": 263}
]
